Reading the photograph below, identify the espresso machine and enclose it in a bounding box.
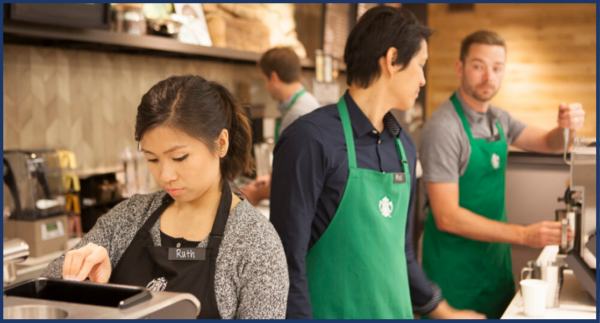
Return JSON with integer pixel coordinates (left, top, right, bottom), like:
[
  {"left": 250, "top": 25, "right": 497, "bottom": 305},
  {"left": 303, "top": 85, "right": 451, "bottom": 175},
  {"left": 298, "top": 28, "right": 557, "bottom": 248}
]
[
  {"left": 3, "top": 150, "right": 66, "bottom": 220},
  {"left": 555, "top": 131, "right": 596, "bottom": 300},
  {"left": 3, "top": 150, "right": 68, "bottom": 258}
]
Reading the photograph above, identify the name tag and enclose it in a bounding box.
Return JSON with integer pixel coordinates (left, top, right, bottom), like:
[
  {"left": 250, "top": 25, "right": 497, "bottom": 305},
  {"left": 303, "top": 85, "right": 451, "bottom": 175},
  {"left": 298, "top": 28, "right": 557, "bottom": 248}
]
[
  {"left": 168, "top": 248, "right": 205, "bottom": 261},
  {"left": 393, "top": 173, "right": 406, "bottom": 184}
]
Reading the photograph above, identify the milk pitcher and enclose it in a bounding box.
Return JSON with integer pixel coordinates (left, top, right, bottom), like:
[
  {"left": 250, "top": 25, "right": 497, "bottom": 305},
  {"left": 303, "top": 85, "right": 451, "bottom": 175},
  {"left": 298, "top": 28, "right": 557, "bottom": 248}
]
[{"left": 542, "top": 262, "right": 565, "bottom": 308}]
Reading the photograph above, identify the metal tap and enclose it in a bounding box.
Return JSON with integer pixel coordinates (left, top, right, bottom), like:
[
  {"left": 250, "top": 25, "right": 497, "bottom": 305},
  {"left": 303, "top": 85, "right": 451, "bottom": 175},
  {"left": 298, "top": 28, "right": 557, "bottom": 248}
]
[{"left": 3, "top": 238, "right": 29, "bottom": 286}]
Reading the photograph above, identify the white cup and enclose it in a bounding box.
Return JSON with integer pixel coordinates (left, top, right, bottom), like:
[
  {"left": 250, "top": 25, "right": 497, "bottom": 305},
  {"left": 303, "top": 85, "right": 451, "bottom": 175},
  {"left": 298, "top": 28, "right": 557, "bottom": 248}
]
[{"left": 520, "top": 279, "right": 549, "bottom": 317}]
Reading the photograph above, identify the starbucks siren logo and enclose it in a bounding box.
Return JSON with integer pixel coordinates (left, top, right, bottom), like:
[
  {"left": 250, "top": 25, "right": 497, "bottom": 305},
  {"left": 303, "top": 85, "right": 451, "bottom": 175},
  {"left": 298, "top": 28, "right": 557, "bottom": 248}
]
[
  {"left": 491, "top": 153, "right": 500, "bottom": 169},
  {"left": 379, "top": 196, "right": 393, "bottom": 218},
  {"left": 147, "top": 277, "right": 168, "bottom": 292}
]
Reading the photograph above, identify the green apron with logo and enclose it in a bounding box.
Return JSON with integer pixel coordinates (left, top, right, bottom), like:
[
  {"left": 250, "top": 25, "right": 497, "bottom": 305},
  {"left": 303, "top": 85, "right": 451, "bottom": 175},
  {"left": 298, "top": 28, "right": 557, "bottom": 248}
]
[
  {"left": 305, "top": 96, "right": 413, "bottom": 319},
  {"left": 275, "top": 88, "right": 306, "bottom": 143},
  {"left": 422, "top": 94, "right": 514, "bottom": 319}
]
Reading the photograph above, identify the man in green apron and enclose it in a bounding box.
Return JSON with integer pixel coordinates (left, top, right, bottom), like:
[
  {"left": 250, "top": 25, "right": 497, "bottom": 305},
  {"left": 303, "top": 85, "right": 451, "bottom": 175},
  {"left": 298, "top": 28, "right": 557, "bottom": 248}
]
[
  {"left": 241, "top": 47, "right": 320, "bottom": 206},
  {"left": 420, "top": 30, "right": 584, "bottom": 319},
  {"left": 271, "top": 7, "right": 484, "bottom": 319}
]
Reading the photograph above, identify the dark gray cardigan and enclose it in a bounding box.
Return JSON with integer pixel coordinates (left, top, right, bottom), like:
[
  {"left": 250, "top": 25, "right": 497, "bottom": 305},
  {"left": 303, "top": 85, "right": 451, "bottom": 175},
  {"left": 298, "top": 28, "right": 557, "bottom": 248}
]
[{"left": 42, "top": 191, "right": 289, "bottom": 319}]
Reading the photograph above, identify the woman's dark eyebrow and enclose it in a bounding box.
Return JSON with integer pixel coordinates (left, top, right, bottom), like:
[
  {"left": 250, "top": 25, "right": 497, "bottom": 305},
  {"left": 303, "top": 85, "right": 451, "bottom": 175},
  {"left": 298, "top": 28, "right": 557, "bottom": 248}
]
[{"left": 141, "top": 145, "right": 186, "bottom": 155}]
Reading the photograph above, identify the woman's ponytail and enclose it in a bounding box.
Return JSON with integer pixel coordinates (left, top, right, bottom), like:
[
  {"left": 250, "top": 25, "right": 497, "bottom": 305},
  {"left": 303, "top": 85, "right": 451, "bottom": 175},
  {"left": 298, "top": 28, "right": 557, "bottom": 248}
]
[{"left": 210, "top": 82, "right": 254, "bottom": 181}]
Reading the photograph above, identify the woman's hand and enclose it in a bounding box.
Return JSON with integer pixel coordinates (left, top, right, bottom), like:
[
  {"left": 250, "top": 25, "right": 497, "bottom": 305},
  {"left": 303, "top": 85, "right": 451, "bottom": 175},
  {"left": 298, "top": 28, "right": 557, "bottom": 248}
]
[{"left": 62, "top": 242, "right": 111, "bottom": 283}]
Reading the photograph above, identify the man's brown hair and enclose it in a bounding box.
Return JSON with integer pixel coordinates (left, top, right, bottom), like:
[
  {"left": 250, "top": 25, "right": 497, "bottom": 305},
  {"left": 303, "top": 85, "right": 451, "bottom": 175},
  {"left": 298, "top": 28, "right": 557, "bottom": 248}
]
[
  {"left": 258, "top": 47, "right": 301, "bottom": 83},
  {"left": 460, "top": 30, "right": 506, "bottom": 63}
]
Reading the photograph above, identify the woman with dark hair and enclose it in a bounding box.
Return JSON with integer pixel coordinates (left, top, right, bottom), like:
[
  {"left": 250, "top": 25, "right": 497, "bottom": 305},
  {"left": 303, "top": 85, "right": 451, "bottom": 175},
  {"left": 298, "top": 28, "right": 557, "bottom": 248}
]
[{"left": 43, "top": 75, "right": 289, "bottom": 319}]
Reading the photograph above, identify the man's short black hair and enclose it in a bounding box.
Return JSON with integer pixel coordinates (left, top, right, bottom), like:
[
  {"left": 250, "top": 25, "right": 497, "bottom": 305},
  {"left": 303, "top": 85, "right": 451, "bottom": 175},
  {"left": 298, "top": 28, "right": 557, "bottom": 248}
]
[{"left": 344, "top": 6, "right": 433, "bottom": 88}]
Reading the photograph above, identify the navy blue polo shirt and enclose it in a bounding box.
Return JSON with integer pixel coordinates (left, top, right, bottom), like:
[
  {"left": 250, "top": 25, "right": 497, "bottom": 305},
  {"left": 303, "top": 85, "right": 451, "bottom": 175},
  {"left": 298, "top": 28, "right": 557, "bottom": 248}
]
[{"left": 270, "top": 91, "right": 442, "bottom": 319}]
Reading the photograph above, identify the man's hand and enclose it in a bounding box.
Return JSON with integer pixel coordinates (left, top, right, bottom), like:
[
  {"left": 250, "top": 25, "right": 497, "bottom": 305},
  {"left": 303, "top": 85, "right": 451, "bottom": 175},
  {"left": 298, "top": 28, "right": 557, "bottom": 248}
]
[
  {"left": 427, "top": 300, "right": 486, "bottom": 319},
  {"left": 512, "top": 102, "right": 584, "bottom": 153},
  {"left": 558, "top": 102, "right": 585, "bottom": 130},
  {"left": 239, "top": 175, "right": 271, "bottom": 206},
  {"left": 521, "top": 221, "right": 574, "bottom": 248}
]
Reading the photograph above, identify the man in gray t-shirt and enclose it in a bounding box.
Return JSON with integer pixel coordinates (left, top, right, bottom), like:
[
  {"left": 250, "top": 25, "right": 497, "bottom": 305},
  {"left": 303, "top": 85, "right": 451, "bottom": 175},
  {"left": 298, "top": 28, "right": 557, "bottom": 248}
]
[
  {"left": 419, "top": 30, "right": 585, "bottom": 319},
  {"left": 241, "top": 47, "right": 320, "bottom": 206}
]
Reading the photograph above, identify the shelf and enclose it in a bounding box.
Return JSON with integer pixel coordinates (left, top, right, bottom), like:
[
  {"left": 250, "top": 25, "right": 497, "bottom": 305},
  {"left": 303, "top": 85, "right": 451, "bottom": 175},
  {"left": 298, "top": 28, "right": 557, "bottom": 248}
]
[
  {"left": 76, "top": 166, "right": 123, "bottom": 179},
  {"left": 81, "top": 197, "right": 127, "bottom": 210},
  {"left": 4, "top": 21, "right": 318, "bottom": 69}
]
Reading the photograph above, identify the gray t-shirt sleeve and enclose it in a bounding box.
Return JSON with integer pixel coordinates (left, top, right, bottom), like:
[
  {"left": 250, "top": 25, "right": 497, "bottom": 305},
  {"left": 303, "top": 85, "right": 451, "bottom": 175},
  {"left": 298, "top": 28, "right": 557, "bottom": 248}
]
[
  {"left": 419, "top": 101, "right": 465, "bottom": 183},
  {"left": 494, "top": 107, "right": 527, "bottom": 146},
  {"left": 279, "top": 92, "right": 321, "bottom": 135}
]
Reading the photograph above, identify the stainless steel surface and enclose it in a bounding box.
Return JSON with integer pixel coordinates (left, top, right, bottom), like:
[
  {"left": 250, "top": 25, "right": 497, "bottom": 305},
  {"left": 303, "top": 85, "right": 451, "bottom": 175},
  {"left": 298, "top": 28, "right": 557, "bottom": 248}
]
[
  {"left": 558, "top": 137, "right": 597, "bottom": 301},
  {"left": 544, "top": 263, "right": 565, "bottom": 308},
  {"left": 3, "top": 150, "right": 66, "bottom": 220},
  {"left": 3, "top": 263, "right": 18, "bottom": 286},
  {"left": 4, "top": 305, "right": 68, "bottom": 319},
  {"left": 3, "top": 278, "right": 200, "bottom": 319},
  {"left": 521, "top": 260, "right": 544, "bottom": 281},
  {"left": 253, "top": 143, "right": 271, "bottom": 177},
  {"left": 566, "top": 212, "right": 575, "bottom": 250},
  {"left": 520, "top": 260, "right": 546, "bottom": 298},
  {"left": 3, "top": 238, "right": 29, "bottom": 285},
  {"left": 565, "top": 251, "right": 596, "bottom": 301},
  {"left": 4, "top": 293, "right": 200, "bottom": 319},
  {"left": 561, "top": 218, "right": 569, "bottom": 250},
  {"left": 568, "top": 140, "right": 596, "bottom": 266},
  {"left": 3, "top": 239, "right": 29, "bottom": 263},
  {"left": 585, "top": 234, "right": 596, "bottom": 256},
  {"left": 554, "top": 254, "right": 567, "bottom": 267},
  {"left": 562, "top": 129, "right": 570, "bottom": 165}
]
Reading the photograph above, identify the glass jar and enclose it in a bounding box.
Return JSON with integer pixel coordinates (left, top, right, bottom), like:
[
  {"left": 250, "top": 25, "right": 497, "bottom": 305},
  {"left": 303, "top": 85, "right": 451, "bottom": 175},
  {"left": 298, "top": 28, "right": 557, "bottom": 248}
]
[{"left": 113, "top": 3, "right": 147, "bottom": 36}]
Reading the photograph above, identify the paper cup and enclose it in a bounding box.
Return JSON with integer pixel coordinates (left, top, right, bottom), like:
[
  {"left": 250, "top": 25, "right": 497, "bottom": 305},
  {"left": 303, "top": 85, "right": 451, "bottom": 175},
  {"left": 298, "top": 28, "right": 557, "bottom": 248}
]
[{"left": 520, "top": 279, "right": 549, "bottom": 317}]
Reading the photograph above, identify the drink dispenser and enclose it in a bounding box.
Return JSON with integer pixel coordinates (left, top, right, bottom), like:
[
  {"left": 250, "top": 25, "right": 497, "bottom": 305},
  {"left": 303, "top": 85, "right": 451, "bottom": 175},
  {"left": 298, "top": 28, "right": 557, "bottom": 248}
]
[
  {"left": 3, "top": 150, "right": 65, "bottom": 221},
  {"left": 556, "top": 133, "right": 596, "bottom": 300}
]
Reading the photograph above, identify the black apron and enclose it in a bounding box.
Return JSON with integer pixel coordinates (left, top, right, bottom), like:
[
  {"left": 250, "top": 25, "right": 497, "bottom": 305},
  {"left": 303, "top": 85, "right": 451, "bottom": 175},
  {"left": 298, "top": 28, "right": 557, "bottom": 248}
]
[{"left": 109, "top": 183, "right": 232, "bottom": 319}]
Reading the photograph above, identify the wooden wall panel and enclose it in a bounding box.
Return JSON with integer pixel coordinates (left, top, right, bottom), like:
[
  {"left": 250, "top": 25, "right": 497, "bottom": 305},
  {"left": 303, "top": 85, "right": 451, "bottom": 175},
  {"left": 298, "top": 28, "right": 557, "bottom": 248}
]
[
  {"left": 295, "top": 3, "right": 324, "bottom": 61},
  {"left": 426, "top": 3, "right": 596, "bottom": 139},
  {"left": 323, "top": 3, "right": 351, "bottom": 60}
]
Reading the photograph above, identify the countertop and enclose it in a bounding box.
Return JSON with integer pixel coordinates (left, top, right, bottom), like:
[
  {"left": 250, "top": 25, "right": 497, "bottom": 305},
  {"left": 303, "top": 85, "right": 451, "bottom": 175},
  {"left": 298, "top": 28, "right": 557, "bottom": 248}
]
[
  {"left": 501, "top": 246, "right": 597, "bottom": 319},
  {"left": 7, "top": 237, "right": 82, "bottom": 286}
]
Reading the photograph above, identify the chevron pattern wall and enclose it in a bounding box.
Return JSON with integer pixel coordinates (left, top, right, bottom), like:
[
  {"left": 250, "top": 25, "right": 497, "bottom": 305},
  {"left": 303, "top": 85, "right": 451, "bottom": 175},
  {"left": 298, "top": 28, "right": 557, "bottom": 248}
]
[{"left": 3, "top": 45, "right": 270, "bottom": 171}]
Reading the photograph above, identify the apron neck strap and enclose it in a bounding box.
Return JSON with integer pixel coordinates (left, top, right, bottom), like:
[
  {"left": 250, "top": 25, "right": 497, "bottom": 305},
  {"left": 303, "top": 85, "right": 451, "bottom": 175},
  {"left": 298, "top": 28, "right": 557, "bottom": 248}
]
[
  {"left": 337, "top": 96, "right": 358, "bottom": 169},
  {"left": 394, "top": 137, "right": 409, "bottom": 172},
  {"left": 142, "top": 198, "right": 170, "bottom": 231},
  {"left": 208, "top": 181, "right": 232, "bottom": 248},
  {"left": 451, "top": 93, "right": 506, "bottom": 143},
  {"left": 275, "top": 88, "right": 307, "bottom": 143},
  {"left": 141, "top": 181, "right": 233, "bottom": 249},
  {"left": 450, "top": 93, "right": 475, "bottom": 140},
  {"left": 285, "top": 88, "right": 307, "bottom": 114},
  {"left": 337, "top": 96, "right": 409, "bottom": 172},
  {"left": 494, "top": 119, "right": 505, "bottom": 141}
]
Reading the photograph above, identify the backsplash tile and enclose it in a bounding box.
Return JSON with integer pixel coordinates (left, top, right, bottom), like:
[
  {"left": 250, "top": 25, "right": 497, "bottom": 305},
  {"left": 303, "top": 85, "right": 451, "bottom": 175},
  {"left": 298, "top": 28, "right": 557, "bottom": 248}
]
[{"left": 4, "top": 44, "right": 345, "bottom": 172}]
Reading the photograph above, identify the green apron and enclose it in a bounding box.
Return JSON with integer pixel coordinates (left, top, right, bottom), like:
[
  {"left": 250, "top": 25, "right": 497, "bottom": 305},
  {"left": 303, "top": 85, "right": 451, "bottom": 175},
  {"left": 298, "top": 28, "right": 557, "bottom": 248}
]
[
  {"left": 275, "top": 88, "right": 306, "bottom": 143},
  {"left": 305, "top": 96, "right": 414, "bottom": 319},
  {"left": 422, "top": 94, "right": 514, "bottom": 319}
]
